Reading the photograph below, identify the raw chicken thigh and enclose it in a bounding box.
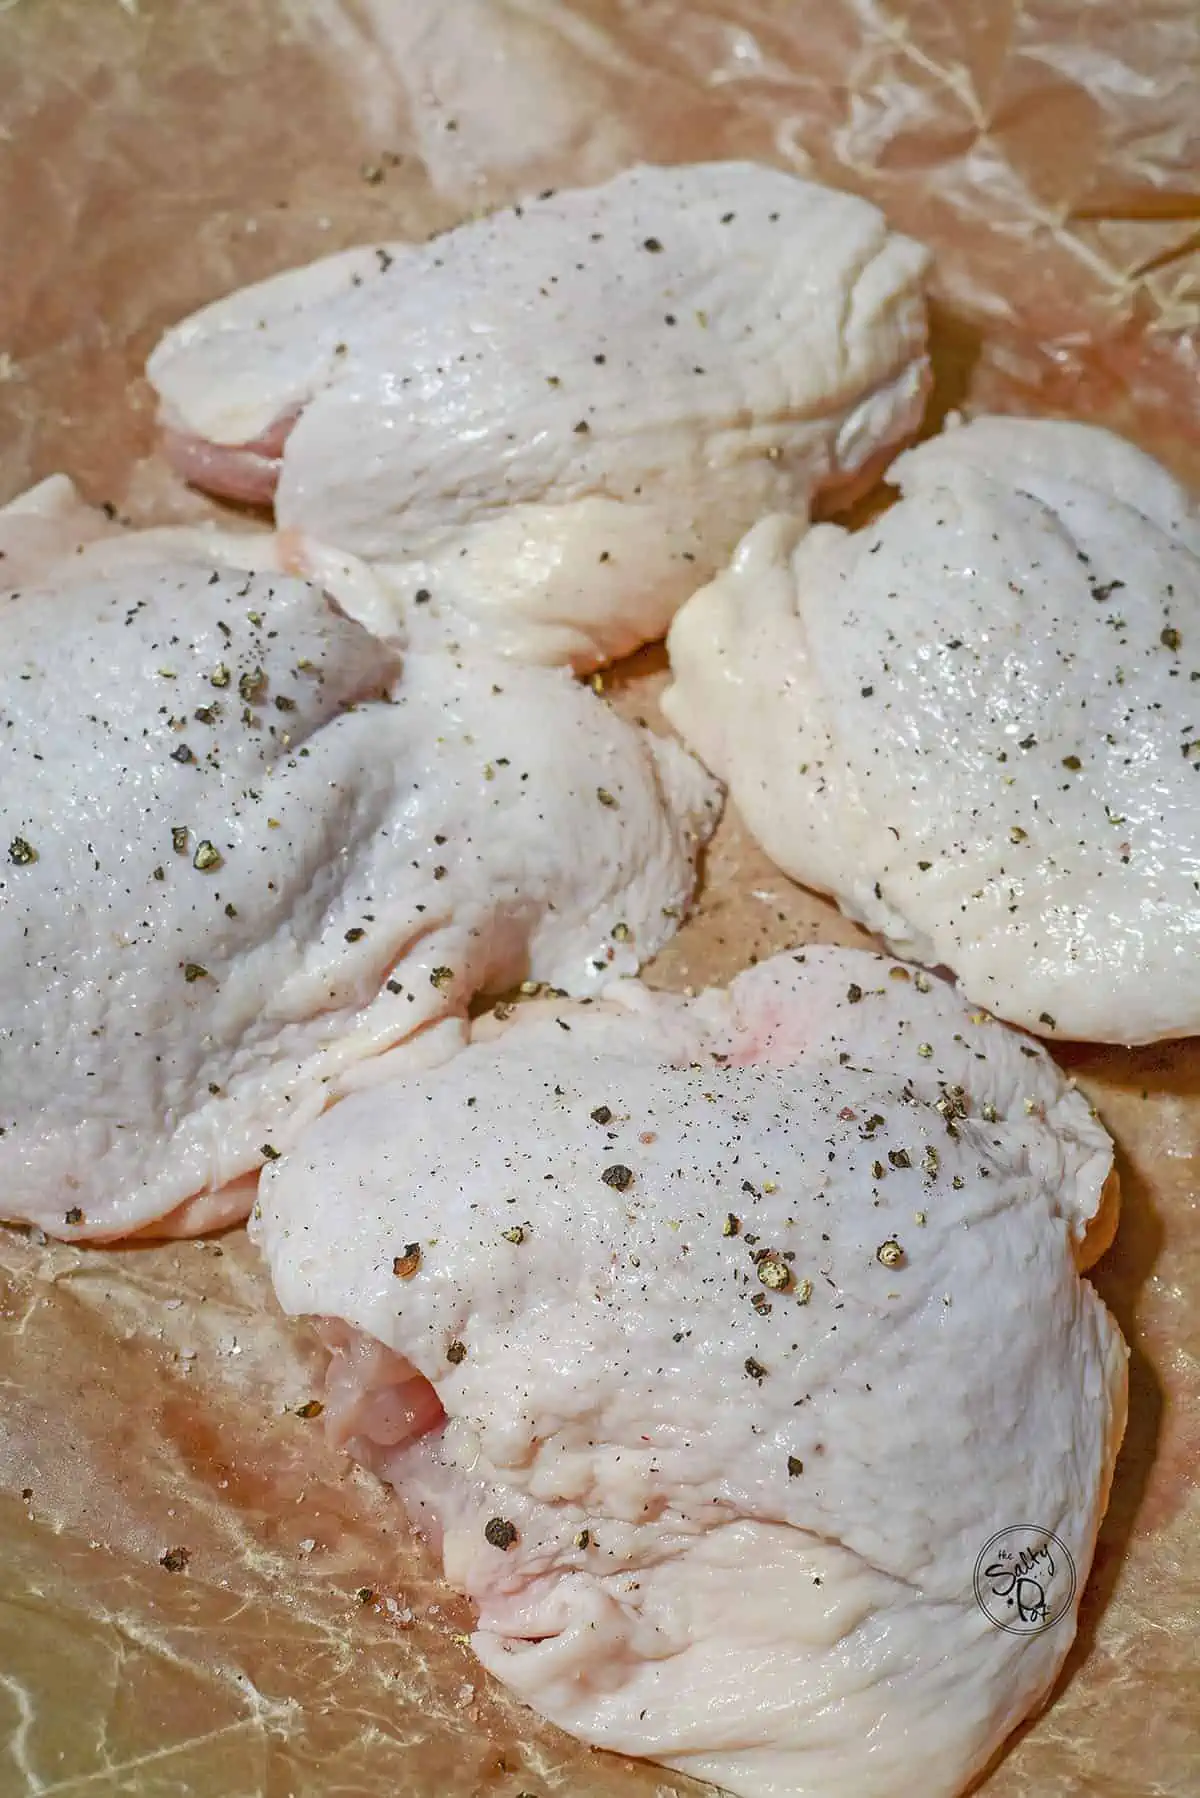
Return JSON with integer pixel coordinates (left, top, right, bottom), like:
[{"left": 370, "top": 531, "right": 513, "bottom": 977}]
[
  {"left": 255, "top": 945, "right": 1125, "bottom": 1798},
  {"left": 665, "top": 415, "right": 1200, "bottom": 1043},
  {"left": 0, "top": 513, "right": 717, "bottom": 1241},
  {"left": 148, "top": 162, "right": 930, "bottom": 670}
]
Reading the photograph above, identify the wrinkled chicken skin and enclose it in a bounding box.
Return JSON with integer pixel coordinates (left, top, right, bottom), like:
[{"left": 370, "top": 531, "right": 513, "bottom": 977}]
[
  {"left": 0, "top": 491, "right": 718, "bottom": 1241},
  {"left": 665, "top": 415, "right": 1200, "bottom": 1043},
  {"left": 255, "top": 945, "right": 1125, "bottom": 1798},
  {"left": 148, "top": 162, "right": 930, "bottom": 670}
]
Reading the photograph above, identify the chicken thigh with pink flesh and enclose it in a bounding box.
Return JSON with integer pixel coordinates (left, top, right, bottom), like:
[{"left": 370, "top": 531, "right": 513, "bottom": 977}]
[
  {"left": 254, "top": 945, "right": 1124, "bottom": 1798},
  {"left": 0, "top": 472, "right": 284, "bottom": 592},
  {"left": 0, "top": 527, "right": 717, "bottom": 1242},
  {"left": 147, "top": 162, "right": 930, "bottom": 671},
  {"left": 665, "top": 415, "right": 1200, "bottom": 1043}
]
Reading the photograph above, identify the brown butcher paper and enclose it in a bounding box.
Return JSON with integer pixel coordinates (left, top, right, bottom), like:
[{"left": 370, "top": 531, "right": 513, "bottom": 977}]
[{"left": 0, "top": 3, "right": 1197, "bottom": 1795}]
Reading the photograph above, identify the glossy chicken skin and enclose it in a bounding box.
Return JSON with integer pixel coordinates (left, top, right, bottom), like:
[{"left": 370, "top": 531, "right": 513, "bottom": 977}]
[
  {"left": 665, "top": 416, "right": 1200, "bottom": 1043},
  {"left": 0, "top": 516, "right": 717, "bottom": 1241},
  {"left": 255, "top": 946, "right": 1125, "bottom": 1798},
  {"left": 148, "top": 162, "right": 930, "bottom": 670}
]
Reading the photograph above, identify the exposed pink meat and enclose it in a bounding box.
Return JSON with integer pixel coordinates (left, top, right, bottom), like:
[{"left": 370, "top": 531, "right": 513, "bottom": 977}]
[
  {"left": 318, "top": 1321, "right": 446, "bottom": 1457},
  {"left": 126, "top": 1176, "right": 260, "bottom": 1243},
  {"left": 161, "top": 409, "right": 297, "bottom": 507}
]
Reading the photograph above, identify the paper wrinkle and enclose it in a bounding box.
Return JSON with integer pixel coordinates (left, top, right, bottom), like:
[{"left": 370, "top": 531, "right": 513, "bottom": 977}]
[{"left": 0, "top": 2, "right": 1197, "bottom": 1794}]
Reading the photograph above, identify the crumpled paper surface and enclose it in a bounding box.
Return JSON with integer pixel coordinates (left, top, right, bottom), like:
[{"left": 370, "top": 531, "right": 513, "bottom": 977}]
[{"left": 0, "top": 2, "right": 1197, "bottom": 1794}]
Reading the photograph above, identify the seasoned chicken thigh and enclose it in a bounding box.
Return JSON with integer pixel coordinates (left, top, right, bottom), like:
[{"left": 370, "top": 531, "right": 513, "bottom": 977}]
[
  {"left": 665, "top": 416, "right": 1200, "bottom": 1043},
  {"left": 255, "top": 946, "right": 1124, "bottom": 1798},
  {"left": 0, "top": 521, "right": 717, "bottom": 1241},
  {"left": 148, "top": 162, "right": 930, "bottom": 670}
]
